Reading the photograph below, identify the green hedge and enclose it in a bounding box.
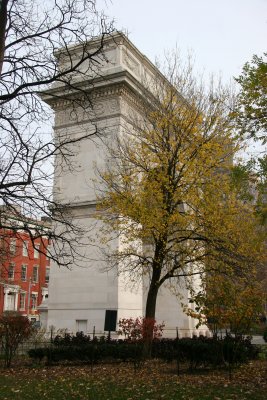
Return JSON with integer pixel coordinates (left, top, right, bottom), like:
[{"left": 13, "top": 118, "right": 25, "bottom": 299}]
[
  {"left": 28, "top": 342, "right": 143, "bottom": 364},
  {"left": 152, "top": 335, "right": 258, "bottom": 368},
  {"left": 29, "top": 334, "right": 258, "bottom": 369}
]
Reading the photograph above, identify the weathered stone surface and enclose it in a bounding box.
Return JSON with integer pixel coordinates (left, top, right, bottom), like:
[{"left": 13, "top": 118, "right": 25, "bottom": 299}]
[{"left": 41, "top": 33, "right": 200, "bottom": 338}]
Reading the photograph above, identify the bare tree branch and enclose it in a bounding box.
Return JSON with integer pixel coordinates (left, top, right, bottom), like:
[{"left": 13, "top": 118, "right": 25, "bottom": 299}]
[{"left": 0, "top": 0, "right": 114, "bottom": 267}]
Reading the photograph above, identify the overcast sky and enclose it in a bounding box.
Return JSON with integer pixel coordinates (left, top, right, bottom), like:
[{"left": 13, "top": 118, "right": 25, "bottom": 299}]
[{"left": 99, "top": 0, "right": 267, "bottom": 83}]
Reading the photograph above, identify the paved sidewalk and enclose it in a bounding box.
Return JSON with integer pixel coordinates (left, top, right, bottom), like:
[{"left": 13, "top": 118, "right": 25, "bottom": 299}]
[{"left": 251, "top": 335, "right": 266, "bottom": 345}]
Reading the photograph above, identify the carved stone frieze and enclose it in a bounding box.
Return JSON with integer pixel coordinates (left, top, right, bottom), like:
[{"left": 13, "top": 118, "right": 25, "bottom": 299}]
[
  {"left": 54, "top": 97, "right": 120, "bottom": 127},
  {"left": 53, "top": 83, "right": 145, "bottom": 128}
]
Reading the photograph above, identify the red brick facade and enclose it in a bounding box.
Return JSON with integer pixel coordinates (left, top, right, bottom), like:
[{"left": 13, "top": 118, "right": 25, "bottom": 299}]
[{"left": 0, "top": 227, "right": 50, "bottom": 323}]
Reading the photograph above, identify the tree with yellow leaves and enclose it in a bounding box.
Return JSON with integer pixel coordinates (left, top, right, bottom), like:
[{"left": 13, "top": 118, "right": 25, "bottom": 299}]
[
  {"left": 185, "top": 260, "right": 265, "bottom": 336},
  {"left": 187, "top": 159, "right": 266, "bottom": 336},
  {"left": 96, "top": 57, "right": 266, "bottom": 334}
]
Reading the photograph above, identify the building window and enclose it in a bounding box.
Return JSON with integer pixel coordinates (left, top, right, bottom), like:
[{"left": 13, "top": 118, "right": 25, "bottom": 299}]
[
  {"left": 45, "top": 266, "right": 50, "bottom": 283},
  {"left": 34, "top": 244, "right": 40, "bottom": 259},
  {"left": 8, "top": 263, "right": 15, "bottom": 280},
  {"left": 104, "top": 310, "right": 117, "bottom": 332},
  {"left": 22, "top": 241, "right": 28, "bottom": 256},
  {"left": 19, "top": 292, "right": 26, "bottom": 310},
  {"left": 21, "top": 264, "right": 27, "bottom": 281},
  {"left": 5, "top": 290, "right": 17, "bottom": 311},
  {"left": 42, "top": 288, "right": 48, "bottom": 301},
  {"left": 32, "top": 266, "right": 39, "bottom": 283},
  {"left": 31, "top": 293, "right": 38, "bottom": 310},
  {"left": 76, "top": 320, "right": 87, "bottom": 333},
  {"left": 9, "top": 239, "right": 16, "bottom": 255}
]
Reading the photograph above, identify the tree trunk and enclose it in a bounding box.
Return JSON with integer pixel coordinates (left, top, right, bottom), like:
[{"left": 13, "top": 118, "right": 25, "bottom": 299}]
[
  {"left": 0, "top": 0, "right": 8, "bottom": 76},
  {"left": 145, "top": 285, "right": 159, "bottom": 320},
  {"left": 143, "top": 266, "right": 161, "bottom": 357}
]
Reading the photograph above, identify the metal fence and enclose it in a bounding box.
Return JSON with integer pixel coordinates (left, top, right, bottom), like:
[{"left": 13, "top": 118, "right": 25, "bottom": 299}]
[{"left": 0, "top": 326, "right": 211, "bottom": 358}]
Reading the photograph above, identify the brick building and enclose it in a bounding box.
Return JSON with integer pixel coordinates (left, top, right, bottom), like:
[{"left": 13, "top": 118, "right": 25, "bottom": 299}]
[{"left": 0, "top": 208, "right": 50, "bottom": 324}]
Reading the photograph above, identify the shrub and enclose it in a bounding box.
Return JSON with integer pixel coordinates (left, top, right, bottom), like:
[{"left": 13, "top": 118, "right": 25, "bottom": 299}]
[
  {"left": 0, "top": 312, "right": 34, "bottom": 367},
  {"left": 118, "top": 317, "right": 165, "bottom": 341},
  {"left": 263, "top": 327, "right": 267, "bottom": 343},
  {"left": 53, "top": 331, "right": 91, "bottom": 346},
  {"left": 28, "top": 334, "right": 258, "bottom": 369},
  {"left": 152, "top": 335, "right": 257, "bottom": 370},
  {"left": 28, "top": 348, "right": 46, "bottom": 363},
  {"left": 222, "top": 334, "right": 259, "bottom": 363},
  {"left": 28, "top": 342, "right": 144, "bottom": 365}
]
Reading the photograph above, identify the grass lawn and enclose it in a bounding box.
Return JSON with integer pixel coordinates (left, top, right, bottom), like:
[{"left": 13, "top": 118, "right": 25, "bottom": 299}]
[{"left": 0, "top": 360, "right": 266, "bottom": 400}]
